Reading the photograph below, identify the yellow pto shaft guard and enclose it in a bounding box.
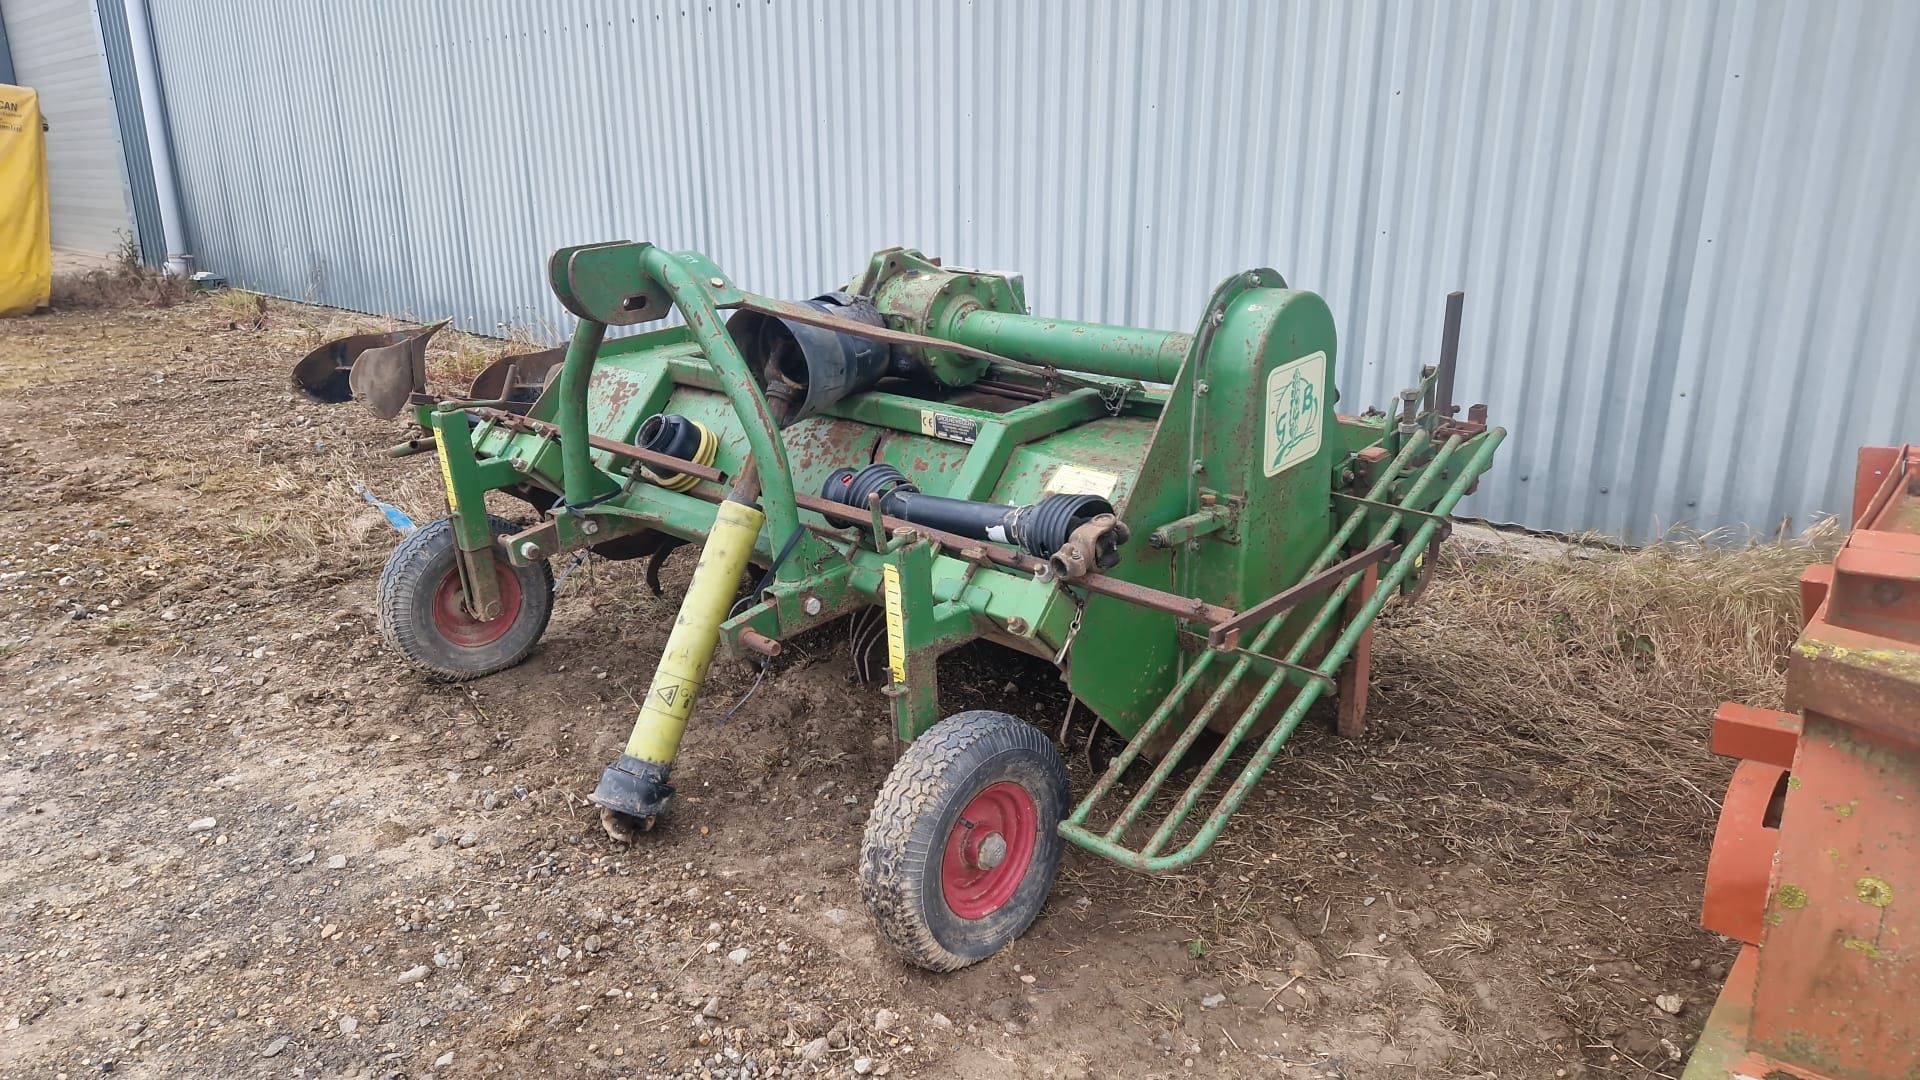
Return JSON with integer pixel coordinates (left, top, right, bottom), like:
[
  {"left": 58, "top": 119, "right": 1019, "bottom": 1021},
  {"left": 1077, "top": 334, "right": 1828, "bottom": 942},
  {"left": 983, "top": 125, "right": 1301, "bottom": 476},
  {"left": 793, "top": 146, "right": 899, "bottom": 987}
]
[{"left": 590, "top": 497, "right": 765, "bottom": 831}]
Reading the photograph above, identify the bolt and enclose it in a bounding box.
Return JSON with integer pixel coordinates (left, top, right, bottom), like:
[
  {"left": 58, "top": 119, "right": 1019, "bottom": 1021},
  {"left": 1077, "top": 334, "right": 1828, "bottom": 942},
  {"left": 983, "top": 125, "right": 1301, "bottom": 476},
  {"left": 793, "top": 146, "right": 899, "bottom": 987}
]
[
  {"left": 510, "top": 458, "right": 528, "bottom": 472},
  {"left": 708, "top": 276, "right": 725, "bottom": 288},
  {"left": 1186, "top": 540, "right": 1201, "bottom": 553},
  {"left": 1209, "top": 311, "right": 1224, "bottom": 328},
  {"left": 802, "top": 595, "right": 823, "bottom": 616},
  {"left": 1200, "top": 493, "right": 1217, "bottom": 508},
  {"left": 1191, "top": 459, "right": 1204, "bottom": 474},
  {"left": 1195, "top": 380, "right": 1210, "bottom": 395},
  {"left": 519, "top": 542, "right": 543, "bottom": 560},
  {"left": 1006, "top": 616, "right": 1030, "bottom": 635},
  {"left": 582, "top": 520, "right": 601, "bottom": 536},
  {"left": 1248, "top": 272, "right": 1262, "bottom": 286},
  {"left": 1873, "top": 581, "right": 1904, "bottom": 606}
]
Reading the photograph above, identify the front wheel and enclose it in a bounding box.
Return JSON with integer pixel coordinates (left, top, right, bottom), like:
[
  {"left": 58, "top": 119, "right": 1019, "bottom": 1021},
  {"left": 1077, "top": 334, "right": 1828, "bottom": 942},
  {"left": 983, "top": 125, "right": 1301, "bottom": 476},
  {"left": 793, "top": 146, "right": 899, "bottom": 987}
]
[
  {"left": 859, "top": 711, "right": 1069, "bottom": 971},
  {"left": 377, "top": 516, "right": 554, "bottom": 679}
]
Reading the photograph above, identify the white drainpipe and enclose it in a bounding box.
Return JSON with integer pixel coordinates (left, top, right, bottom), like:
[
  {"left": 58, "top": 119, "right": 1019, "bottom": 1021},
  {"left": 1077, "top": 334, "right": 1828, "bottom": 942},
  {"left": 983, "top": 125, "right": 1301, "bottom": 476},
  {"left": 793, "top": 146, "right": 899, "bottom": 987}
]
[{"left": 120, "top": 0, "right": 190, "bottom": 276}]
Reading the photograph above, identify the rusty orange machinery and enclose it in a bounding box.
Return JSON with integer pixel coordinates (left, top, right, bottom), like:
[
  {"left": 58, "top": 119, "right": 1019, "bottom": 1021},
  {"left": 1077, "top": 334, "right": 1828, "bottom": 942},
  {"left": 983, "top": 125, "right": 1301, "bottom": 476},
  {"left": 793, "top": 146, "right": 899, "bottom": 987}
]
[{"left": 1686, "top": 445, "right": 1920, "bottom": 1080}]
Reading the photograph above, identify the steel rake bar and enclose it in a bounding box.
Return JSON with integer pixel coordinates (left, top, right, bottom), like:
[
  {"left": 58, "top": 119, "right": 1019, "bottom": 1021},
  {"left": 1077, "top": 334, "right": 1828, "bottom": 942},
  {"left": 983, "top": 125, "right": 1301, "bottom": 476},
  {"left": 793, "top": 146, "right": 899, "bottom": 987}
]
[{"left": 1060, "top": 427, "right": 1507, "bottom": 871}]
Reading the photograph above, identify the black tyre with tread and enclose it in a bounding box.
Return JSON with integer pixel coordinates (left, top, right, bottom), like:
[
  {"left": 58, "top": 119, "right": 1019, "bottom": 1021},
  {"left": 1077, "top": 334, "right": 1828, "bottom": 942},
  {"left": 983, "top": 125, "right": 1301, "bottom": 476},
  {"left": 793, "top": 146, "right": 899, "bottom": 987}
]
[
  {"left": 377, "top": 516, "right": 553, "bottom": 679},
  {"left": 860, "top": 710, "right": 1069, "bottom": 971}
]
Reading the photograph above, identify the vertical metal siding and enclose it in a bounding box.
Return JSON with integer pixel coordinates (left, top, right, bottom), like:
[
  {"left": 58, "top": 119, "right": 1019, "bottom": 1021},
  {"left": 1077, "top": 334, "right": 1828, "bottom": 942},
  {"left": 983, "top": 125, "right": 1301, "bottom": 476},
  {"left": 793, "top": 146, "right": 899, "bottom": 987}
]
[
  {"left": 3, "top": 0, "right": 137, "bottom": 255},
  {"left": 91, "top": 0, "right": 166, "bottom": 267},
  {"left": 142, "top": 0, "right": 1920, "bottom": 541}
]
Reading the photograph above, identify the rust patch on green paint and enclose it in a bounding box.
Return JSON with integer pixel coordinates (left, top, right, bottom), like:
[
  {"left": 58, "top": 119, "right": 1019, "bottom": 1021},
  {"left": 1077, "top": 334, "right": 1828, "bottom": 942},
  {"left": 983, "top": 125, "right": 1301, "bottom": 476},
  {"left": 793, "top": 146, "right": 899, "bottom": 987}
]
[
  {"left": 1777, "top": 884, "right": 1809, "bottom": 910},
  {"left": 1857, "top": 876, "right": 1895, "bottom": 908},
  {"left": 1843, "top": 937, "right": 1881, "bottom": 959}
]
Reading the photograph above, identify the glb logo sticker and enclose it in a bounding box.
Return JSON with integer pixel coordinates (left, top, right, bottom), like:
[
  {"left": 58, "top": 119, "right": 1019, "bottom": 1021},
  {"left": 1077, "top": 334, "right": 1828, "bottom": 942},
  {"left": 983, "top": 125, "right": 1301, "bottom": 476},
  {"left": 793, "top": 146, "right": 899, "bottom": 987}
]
[{"left": 1264, "top": 351, "right": 1325, "bottom": 477}]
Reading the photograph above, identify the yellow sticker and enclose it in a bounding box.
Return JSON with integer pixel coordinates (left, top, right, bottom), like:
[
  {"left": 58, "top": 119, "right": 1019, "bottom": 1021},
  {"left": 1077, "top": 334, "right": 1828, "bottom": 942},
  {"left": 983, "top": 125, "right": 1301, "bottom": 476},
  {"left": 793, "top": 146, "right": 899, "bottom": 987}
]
[
  {"left": 881, "top": 564, "right": 907, "bottom": 685},
  {"left": 434, "top": 435, "right": 460, "bottom": 511},
  {"left": 1045, "top": 464, "right": 1121, "bottom": 501}
]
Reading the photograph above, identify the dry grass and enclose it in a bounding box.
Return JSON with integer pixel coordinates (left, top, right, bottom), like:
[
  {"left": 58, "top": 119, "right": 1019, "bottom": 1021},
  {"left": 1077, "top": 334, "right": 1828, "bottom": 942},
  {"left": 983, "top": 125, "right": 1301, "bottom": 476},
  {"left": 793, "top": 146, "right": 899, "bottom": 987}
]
[
  {"left": 210, "top": 288, "right": 269, "bottom": 328},
  {"left": 49, "top": 243, "right": 188, "bottom": 310},
  {"left": 1377, "top": 523, "right": 1839, "bottom": 834}
]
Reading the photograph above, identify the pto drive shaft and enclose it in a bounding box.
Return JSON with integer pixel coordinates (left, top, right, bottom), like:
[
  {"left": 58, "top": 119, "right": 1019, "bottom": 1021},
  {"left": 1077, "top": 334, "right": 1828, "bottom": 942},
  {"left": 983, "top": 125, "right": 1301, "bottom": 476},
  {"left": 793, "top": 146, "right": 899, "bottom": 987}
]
[
  {"left": 822, "top": 464, "right": 1128, "bottom": 577},
  {"left": 590, "top": 497, "right": 765, "bottom": 835}
]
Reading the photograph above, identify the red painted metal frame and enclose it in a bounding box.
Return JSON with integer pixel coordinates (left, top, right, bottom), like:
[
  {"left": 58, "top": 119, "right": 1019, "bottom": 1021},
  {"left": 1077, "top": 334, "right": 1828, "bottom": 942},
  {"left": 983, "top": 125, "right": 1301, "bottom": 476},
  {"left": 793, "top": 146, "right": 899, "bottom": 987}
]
[
  {"left": 1335, "top": 564, "right": 1378, "bottom": 739},
  {"left": 1686, "top": 445, "right": 1920, "bottom": 1080}
]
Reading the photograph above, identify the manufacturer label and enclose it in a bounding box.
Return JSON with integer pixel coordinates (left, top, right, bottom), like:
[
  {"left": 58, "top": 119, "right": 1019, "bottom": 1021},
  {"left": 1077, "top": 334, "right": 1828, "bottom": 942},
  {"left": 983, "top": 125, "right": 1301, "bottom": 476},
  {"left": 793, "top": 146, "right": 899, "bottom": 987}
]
[
  {"left": 881, "top": 564, "right": 907, "bottom": 685},
  {"left": 1263, "top": 351, "right": 1326, "bottom": 477},
  {"left": 1044, "top": 464, "right": 1121, "bottom": 501},
  {"left": 919, "top": 411, "right": 979, "bottom": 444}
]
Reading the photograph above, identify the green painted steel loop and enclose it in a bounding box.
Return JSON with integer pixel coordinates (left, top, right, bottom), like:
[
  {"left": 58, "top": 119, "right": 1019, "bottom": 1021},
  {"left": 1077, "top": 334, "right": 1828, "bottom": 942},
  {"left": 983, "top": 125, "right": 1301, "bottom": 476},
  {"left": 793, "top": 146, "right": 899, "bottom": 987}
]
[{"left": 634, "top": 247, "right": 806, "bottom": 581}]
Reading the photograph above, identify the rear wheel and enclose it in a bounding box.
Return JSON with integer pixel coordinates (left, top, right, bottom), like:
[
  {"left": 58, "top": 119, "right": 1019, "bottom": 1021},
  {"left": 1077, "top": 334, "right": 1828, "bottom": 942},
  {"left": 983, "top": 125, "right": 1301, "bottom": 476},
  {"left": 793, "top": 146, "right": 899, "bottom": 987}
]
[
  {"left": 378, "top": 516, "right": 553, "bottom": 679},
  {"left": 860, "top": 710, "right": 1068, "bottom": 971}
]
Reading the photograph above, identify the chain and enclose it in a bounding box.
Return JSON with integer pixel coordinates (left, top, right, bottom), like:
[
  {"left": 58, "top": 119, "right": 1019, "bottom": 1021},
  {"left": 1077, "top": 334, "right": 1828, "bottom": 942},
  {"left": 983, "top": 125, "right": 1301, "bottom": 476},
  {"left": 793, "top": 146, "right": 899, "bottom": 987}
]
[{"left": 1052, "top": 599, "right": 1086, "bottom": 666}]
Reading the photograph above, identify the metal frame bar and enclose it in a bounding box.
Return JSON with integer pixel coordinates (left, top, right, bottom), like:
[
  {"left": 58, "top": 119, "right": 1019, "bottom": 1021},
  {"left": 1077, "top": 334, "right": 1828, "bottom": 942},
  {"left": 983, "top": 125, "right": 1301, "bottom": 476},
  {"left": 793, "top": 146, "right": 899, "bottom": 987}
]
[{"left": 1061, "top": 426, "right": 1506, "bottom": 871}]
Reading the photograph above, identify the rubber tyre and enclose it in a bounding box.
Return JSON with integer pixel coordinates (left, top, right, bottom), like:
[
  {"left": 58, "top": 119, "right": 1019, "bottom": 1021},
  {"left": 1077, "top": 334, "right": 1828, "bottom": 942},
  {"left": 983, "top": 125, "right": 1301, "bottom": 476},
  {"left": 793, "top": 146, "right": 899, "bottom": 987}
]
[
  {"left": 860, "top": 710, "right": 1069, "bottom": 972},
  {"left": 377, "top": 516, "right": 554, "bottom": 680}
]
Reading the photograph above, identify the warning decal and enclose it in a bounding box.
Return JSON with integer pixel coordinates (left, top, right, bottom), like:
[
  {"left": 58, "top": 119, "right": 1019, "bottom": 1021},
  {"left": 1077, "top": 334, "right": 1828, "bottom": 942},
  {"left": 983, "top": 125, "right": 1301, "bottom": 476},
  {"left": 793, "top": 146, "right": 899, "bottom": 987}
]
[{"left": 881, "top": 564, "right": 907, "bottom": 684}]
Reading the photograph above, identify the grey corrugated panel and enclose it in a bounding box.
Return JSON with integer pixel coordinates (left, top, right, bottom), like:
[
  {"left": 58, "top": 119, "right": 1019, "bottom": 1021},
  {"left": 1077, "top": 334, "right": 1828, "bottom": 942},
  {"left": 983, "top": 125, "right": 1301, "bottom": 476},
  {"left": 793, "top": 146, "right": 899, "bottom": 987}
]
[
  {"left": 3, "top": 0, "right": 136, "bottom": 255},
  {"left": 0, "top": 7, "right": 16, "bottom": 85},
  {"left": 142, "top": 0, "right": 1920, "bottom": 541},
  {"left": 91, "top": 0, "right": 165, "bottom": 267}
]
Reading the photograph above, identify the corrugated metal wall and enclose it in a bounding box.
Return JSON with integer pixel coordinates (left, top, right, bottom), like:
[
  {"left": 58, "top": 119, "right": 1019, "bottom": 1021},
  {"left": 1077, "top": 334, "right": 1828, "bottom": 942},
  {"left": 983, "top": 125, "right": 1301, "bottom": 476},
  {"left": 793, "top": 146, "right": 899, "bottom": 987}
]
[
  {"left": 141, "top": 0, "right": 1920, "bottom": 541},
  {"left": 91, "top": 0, "right": 166, "bottom": 267},
  {"left": 3, "top": 0, "right": 135, "bottom": 256}
]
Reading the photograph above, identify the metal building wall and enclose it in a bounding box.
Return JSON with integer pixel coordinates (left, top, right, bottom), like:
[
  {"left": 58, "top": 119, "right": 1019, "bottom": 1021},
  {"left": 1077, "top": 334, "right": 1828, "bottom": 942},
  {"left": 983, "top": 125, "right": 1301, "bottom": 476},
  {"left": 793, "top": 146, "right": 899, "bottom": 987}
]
[
  {"left": 2, "top": 0, "right": 136, "bottom": 256},
  {"left": 141, "top": 0, "right": 1920, "bottom": 541},
  {"left": 91, "top": 0, "right": 166, "bottom": 268}
]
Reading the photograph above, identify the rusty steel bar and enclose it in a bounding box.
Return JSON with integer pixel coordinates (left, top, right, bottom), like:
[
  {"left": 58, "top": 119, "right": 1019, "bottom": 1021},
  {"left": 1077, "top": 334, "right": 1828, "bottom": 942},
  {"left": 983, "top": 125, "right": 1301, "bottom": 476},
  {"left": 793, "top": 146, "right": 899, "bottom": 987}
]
[
  {"left": 1207, "top": 542, "right": 1402, "bottom": 649},
  {"left": 674, "top": 477, "right": 1236, "bottom": 627},
  {"left": 722, "top": 296, "right": 1021, "bottom": 373}
]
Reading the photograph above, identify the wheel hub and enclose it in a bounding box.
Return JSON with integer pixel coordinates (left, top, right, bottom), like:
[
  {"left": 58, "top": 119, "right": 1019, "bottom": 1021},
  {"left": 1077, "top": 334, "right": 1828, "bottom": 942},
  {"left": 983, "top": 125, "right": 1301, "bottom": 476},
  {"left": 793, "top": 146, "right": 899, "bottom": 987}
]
[
  {"left": 974, "top": 832, "right": 1007, "bottom": 870},
  {"left": 430, "top": 559, "right": 523, "bottom": 647},
  {"left": 940, "top": 782, "right": 1038, "bottom": 920}
]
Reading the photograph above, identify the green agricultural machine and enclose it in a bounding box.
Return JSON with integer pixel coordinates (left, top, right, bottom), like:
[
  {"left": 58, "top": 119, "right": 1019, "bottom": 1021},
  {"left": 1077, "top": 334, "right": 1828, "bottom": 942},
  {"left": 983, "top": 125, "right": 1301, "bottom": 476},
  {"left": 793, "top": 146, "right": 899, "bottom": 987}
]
[{"left": 298, "top": 242, "right": 1502, "bottom": 971}]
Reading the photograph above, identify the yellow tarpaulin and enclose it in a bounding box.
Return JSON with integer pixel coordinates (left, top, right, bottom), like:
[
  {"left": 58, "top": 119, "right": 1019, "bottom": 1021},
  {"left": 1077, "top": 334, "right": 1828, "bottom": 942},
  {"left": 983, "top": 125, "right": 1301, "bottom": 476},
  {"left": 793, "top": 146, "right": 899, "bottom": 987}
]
[{"left": 0, "top": 84, "right": 52, "bottom": 316}]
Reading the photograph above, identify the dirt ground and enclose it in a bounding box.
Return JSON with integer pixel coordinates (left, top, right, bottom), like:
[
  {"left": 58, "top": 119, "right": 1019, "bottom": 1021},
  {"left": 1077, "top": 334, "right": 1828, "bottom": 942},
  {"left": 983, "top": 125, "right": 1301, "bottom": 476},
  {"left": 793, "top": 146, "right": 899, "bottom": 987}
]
[{"left": 1, "top": 288, "right": 1771, "bottom": 1079}]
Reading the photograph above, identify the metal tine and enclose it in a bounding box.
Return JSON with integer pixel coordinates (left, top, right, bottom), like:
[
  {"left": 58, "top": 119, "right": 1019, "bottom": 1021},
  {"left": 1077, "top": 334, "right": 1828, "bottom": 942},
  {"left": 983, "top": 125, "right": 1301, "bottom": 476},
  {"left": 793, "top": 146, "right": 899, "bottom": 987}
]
[
  {"left": 1068, "top": 431, "right": 1428, "bottom": 834},
  {"left": 1091, "top": 430, "right": 1443, "bottom": 843},
  {"left": 1434, "top": 292, "right": 1464, "bottom": 421},
  {"left": 1137, "top": 435, "right": 1468, "bottom": 858},
  {"left": 1144, "top": 431, "right": 1503, "bottom": 865},
  {"left": 1068, "top": 367, "right": 1444, "bottom": 835}
]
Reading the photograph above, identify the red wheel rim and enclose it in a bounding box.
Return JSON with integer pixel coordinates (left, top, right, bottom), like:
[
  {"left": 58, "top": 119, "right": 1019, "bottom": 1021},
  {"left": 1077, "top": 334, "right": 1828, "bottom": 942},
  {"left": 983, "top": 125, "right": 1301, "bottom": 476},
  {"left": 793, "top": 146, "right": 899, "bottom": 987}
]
[
  {"left": 940, "top": 782, "right": 1039, "bottom": 920},
  {"left": 430, "top": 559, "right": 523, "bottom": 648}
]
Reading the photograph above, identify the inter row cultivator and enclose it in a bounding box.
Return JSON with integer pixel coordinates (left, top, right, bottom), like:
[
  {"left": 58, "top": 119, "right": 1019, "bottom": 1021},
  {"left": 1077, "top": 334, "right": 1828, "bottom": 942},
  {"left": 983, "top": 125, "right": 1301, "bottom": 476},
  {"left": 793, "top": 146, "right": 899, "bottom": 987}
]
[{"left": 297, "top": 243, "right": 1502, "bottom": 970}]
